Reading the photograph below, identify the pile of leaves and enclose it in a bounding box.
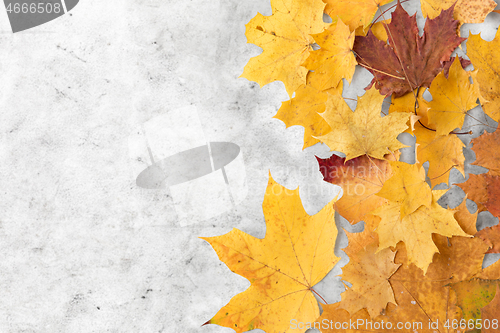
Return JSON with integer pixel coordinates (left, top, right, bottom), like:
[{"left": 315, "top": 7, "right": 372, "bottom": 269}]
[{"left": 202, "top": 0, "right": 500, "bottom": 332}]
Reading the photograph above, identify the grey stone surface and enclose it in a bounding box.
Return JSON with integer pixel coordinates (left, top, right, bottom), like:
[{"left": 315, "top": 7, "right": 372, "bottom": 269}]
[{"left": 0, "top": 1, "right": 499, "bottom": 332}]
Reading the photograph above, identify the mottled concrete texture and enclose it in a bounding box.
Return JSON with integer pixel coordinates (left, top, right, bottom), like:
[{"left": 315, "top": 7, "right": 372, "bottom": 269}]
[{"left": 0, "top": 1, "right": 499, "bottom": 332}]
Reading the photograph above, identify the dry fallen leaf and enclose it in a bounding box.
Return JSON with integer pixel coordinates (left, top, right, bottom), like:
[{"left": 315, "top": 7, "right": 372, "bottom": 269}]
[
  {"left": 314, "top": 240, "right": 486, "bottom": 332},
  {"left": 317, "top": 153, "right": 397, "bottom": 229},
  {"left": 482, "top": 285, "right": 500, "bottom": 332},
  {"left": 322, "top": 0, "right": 392, "bottom": 31},
  {"left": 353, "top": 1, "right": 465, "bottom": 97},
  {"left": 317, "top": 86, "right": 410, "bottom": 160},
  {"left": 303, "top": 20, "right": 357, "bottom": 91},
  {"left": 421, "top": 0, "right": 496, "bottom": 24},
  {"left": 376, "top": 161, "right": 432, "bottom": 218},
  {"left": 201, "top": 174, "right": 339, "bottom": 333},
  {"left": 458, "top": 174, "right": 500, "bottom": 218},
  {"left": 373, "top": 191, "right": 469, "bottom": 273},
  {"left": 414, "top": 123, "right": 466, "bottom": 188},
  {"left": 241, "top": 0, "right": 327, "bottom": 96},
  {"left": 467, "top": 29, "right": 500, "bottom": 122},
  {"left": 452, "top": 279, "right": 499, "bottom": 322},
  {"left": 471, "top": 125, "right": 500, "bottom": 176},
  {"left": 274, "top": 73, "right": 336, "bottom": 149},
  {"left": 476, "top": 224, "right": 500, "bottom": 254},
  {"left": 453, "top": 197, "right": 478, "bottom": 235},
  {"left": 338, "top": 235, "right": 400, "bottom": 318},
  {"left": 427, "top": 56, "right": 480, "bottom": 136}
]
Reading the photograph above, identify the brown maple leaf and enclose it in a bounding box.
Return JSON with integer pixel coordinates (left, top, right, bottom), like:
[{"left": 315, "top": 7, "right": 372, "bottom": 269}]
[
  {"left": 476, "top": 224, "right": 500, "bottom": 254},
  {"left": 353, "top": 1, "right": 465, "bottom": 97},
  {"left": 471, "top": 125, "right": 500, "bottom": 176},
  {"left": 458, "top": 174, "right": 500, "bottom": 218}
]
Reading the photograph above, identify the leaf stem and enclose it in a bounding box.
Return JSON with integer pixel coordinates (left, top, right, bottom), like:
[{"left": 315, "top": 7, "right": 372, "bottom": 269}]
[{"left": 310, "top": 287, "right": 328, "bottom": 304}]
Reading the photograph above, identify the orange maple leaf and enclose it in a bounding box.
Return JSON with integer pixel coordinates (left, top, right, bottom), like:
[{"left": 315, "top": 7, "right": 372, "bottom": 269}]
[
  {"left": 458, "top": 174, "right": 500, "bottom": 218},
  {"left": 317, "top": 153, "right": 397, "bottom": 229},
  {"left": 338, "top": 231, "right": 400, "bottom": 318},
  {"left": 482, "top": 285, "right": 500, "bottom": 332},
  {"left": 316, "top": 238, "right": 487, "bottom": 332},
  {"left": 476, "top": 224, "right": 500, "bottom": 254},
  {"left": 471, "top": 125, "right": 500, "bottom": 176}
]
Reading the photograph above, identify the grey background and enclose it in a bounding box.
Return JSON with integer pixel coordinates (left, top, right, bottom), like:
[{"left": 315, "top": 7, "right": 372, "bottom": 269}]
[{"left": 0, "top": 0, "right": 499, "bottom": 332}]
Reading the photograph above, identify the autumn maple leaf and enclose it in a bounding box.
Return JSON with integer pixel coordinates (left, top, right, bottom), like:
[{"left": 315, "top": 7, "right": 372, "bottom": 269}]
[
  {"left": 322, "top": 0, "right": 392, "bottom": 31},
  {"left": 373, "top": 191, "right": 469, "bottom": 273},
  {"left": 482, "top": 285, "right": 500, "bottom": 330},
  {"left": 427, "top": 57, "right": 480, "bottom": 136},
  {"left": 274, "top": 73, "right": 335, "bottom": 149},
  {"left": 476, "top": 224, "right": 500, "bottom": 254},
  {"left": 414, "top": 123, "right": 466, "bottom": 188},
  {"left": 317, "top": 153, "right": 397, "bottom": 229},
  {"left": 470, "top": 125, "right": 500, "bottom": 176},
  {"left": 201, "top": 174, "right": 339, "bottom": 333},
  {"left": 376, "top": 161, "right": 432, "bottom": 218},
  {"left": 241, "top": 0, "right": 327, "bottom": 96},
  {"left": 303, "top": 19, "right": 357, "bottom": 91},
  {"left": 421, "top": 0, "right": 496, "bottom": 24},
  {"left": 338, "top": 231, "right": 400, "bottom": 318},
  {"left": 353, "top": 1, "right": 465, "bottom": 97},
  {"left": 317, "top": 86, "right": 410, "bottom": 160},
  {"left": 454, "top": 197, "right": 478, "bottom": 236},
  {"left": 316, "top": 238, "right": 487, "bottom": 332},
  {"left": 458, "top": 174, "right": 500, "bottom": 218},
  {"left": 467, "top": 29, "right": 500, "bottom": 122}
]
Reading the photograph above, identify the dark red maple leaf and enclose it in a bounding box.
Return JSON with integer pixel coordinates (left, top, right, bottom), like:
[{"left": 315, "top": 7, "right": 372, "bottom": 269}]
[{"left": 353, "top": 1, "right": 466, "bottom": 97}]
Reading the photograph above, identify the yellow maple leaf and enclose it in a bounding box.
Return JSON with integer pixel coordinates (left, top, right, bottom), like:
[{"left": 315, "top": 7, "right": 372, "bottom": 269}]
[
  {"left": 303, "top": 19, "right": 357, "bottom": 91},
  {"left": 421, "top": 0, "right": 496, "bottom": 24},
  {"left": 427, "top": 57, "right": 480, "bottom": 136},
  {"left": 414, "top": 123, "right": 466, "bottom": 188},
  {"left": 317, "top": 86, "right": 410, "bottom": 161},
  {"left": 338, "top": 238, "right": 400, "bottom": 318},
  {"left": 323, "top": 0, "right": 393, "bottom": 31},
  {"left": 467, "top": 29, "right": 500, "bottom": 122},
  {"left": 389, "top": 89, "right": 429, "bottom": 133},
  {"left": 274, "top": 75, "right": 343, "bottom": 149},
  {"left": 355, "top": 19, "right": 390, "bottom": 41},
  {"left": 241, "top": 0, "right": 327, "bottom": 96},
  {"left": 373, "top": 191, "right": 470, "bottom": 273},
  {"left": 376, "top": 161, "right": 432, "bottom": 218},
  {"left": 201, "top": 174, "right": 339, "bottom": 333}
]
